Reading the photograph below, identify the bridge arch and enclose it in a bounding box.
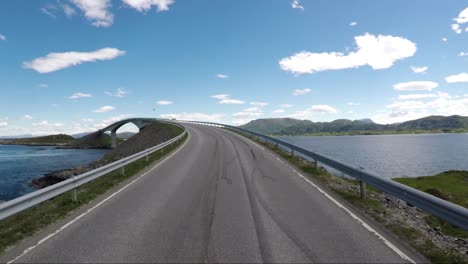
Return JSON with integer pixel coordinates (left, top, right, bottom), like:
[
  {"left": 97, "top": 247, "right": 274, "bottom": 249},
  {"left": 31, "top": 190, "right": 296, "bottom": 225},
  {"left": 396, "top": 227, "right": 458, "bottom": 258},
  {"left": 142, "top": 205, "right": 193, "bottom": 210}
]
[{"left": 98, "top": 118, "right": 155, "bottom": 148}]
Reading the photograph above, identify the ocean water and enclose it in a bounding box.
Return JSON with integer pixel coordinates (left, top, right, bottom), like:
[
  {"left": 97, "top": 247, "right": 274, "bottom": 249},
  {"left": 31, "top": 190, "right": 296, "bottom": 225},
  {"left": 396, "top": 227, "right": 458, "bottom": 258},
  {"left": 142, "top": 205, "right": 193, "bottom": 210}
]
[
  {"left": 0, "top": 145, "right": 109, "bottom": 201},
  {"left": 279, "top": 133, "right": 468, "bottom": 179}
]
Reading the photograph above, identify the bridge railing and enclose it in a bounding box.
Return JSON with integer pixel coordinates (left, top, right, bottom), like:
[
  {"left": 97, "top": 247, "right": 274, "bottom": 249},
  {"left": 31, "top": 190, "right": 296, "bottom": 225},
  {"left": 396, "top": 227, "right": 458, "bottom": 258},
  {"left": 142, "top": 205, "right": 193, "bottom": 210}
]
[
  {"left": 176, "top": 119, "right": 468, "bottom": 230},
  {"left": 0, "top": 123, "right": 186, "bottom": 221}
]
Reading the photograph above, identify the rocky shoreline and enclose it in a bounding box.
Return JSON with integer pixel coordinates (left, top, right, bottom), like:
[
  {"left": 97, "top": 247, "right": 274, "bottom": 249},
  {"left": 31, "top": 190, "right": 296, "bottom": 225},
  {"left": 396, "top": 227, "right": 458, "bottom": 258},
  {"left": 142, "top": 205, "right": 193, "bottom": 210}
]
[
  {"left": 30, "top": 165, "right": 96, "bottom": 189},
  {"left": 29, "top": 122, "right": 180, "bottom": 189}
]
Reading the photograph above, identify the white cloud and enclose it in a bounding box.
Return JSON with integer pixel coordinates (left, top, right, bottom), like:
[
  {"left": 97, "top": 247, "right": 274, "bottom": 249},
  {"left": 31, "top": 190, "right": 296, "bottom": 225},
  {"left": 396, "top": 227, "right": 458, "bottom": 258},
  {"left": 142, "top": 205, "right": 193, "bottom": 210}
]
[
  {"left": 374, "top": 94, "right": 468, "bottom": 124},
  {"left": 272, "top": 109, "right": 285, "bottom": 114},
  {"left": 311, "top": 105, "right": 338, "bottom": 113},
  {"left": 0, "top": 34, "right": 6, "bottom": 41},
  {"left": 82, "top": 118, "right": 94, "bottom": 122},
  {"left": 0, "top": 122, "right": 8, "bottom": 127},
  {"left": 211, "top": 94, "right": 230, "bottom": 100},
  {"left": 410, "top": 66, "right": 428, "bottom": 74},
  {"left": 279, "top": 33, "right": 416, "bottom": 75},
  {"left": 93, "top": 105, "right": 115, "bottom": 113},
  {"left": 393, "top": 81, "right": 438, "bottom": 91},
  {"left": 454, "top": 8, "right": 468, "bottom": 24},
  {"left": 102, "top": 114, "right": 133, "bottom": 124},
  {"left": 105, "top": 87, "right": 128, "bottom": 98},
  {"left": 211, "top": 94, "right": 244, "bottom": 104},
  {"left": 451, "top": 23, "right": 462, "bottom": 34},
  {"left": 347, "top": 102, "right": 360, "bottom": 106},
  {"left": 445, "top": 72, "right": 468, "bottom": 83},
  {"left": 32, "top": 120, "right": 64, "bottom": 130},
  {"left": 122, "top": 0, "right": 174, "bottom": 12},
  {"left": 291, "top": 0, "right": 304, "bottom": 11},
  {"left": 386, "top": 101, "right": 427, "bottom": 111},
  {"left": 372, "top": 111, "right": 428, "bottom": 125},
  {"left": 69, "top": 92, "right": 92, "bottom": 99},
  {"left": 24, "top": 48, "right": 125, "bottom": 73},
  {"left": 244, "top": 107, "right": 260, "bottom": 112},
  {"left": 219, "top": 99, "right": 245, "bottom": 104},
  {"left": 216, "top": 74, "right": 228, "bottom": 79},
  {"left": 62, "top": 4, "right": 77, "bottom": 17},
  {"left": 250, "top": 101, "right": 268, "bottom": 107},
  {"left": 70, "top": 0, "right": 114, "bottom": 27},
  {"left": 428, "top": 96, "right": 468, "bottom": 116},
  {"left": 232, "top": 111, "right": 262, "bottom": 118},
  {"left": 349, "top": 21, "right": 357, "bottom": 26},
  {"left": 442, "top": 37, "right": 448, "bottom": 42},
  {"left": 398, "top": 92, "right": 450, "bottom": 100},
  {"left": 459, "top": 52, "right": 468, "bottom": 57},
  {"left": 279, "top": 104, "right": 293, "bottom": 108},
  {"left": 38, "top": 83, "right": 48, "bottom": 88},
  {"left": 41, "top": 6, "right": 57, "bottom": 18},
  {"left": 231, "top": 111, "right": 263, "bottom": 125},
  {"left": 293, "top": 88, "right": 311, "bottom": 96},
  {"left": 23, "top": 115, "right": 33, "bottom": 120},
  {"left": 289, "top": 105, "right": 337, "bottom": 119},
  {"left": 160, "top": 112, "right": 223, "bottom": 122},
  {"left": 451, "top": 8, "right": 468, "bottom": 34},
  {"left": 156, "top": 100, "right": 173, "bottom": 105}
]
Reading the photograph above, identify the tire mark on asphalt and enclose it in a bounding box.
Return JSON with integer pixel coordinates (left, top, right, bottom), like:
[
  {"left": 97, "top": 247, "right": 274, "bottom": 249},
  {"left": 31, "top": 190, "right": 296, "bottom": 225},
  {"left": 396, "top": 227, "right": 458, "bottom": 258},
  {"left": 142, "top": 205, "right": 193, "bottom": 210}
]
[
  {"left": 227, "top": 131, "right": 317, "bottom": 262},
  {"left": 226, "top": 136, "right": 269, "bottom": 263}
]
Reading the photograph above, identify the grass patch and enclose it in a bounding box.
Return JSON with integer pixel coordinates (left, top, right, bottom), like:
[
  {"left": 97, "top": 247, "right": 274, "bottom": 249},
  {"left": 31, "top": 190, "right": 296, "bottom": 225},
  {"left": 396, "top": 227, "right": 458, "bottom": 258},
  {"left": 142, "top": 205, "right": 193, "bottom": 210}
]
[
  {"left": 331, "top": 187, "right": 387, "bottom": 222},
  {"left": 394, "top": 170, "right": 468, "bottom": 238},
  {"left": 0, "top": 132, "right": 187, "bottom": 254},
  {"left": 387, "top": 224, "right": 467, "bottom": 264},
  {"left": 394, "top": 171, "right": 468, "bottom": 208}
]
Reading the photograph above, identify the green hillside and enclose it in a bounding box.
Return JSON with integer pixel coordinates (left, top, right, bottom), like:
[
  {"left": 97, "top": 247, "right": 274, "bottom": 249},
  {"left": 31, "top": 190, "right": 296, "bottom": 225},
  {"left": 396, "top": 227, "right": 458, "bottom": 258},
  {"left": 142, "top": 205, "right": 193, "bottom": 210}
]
[
  {"left": 10, "top": 134, "right": 75, "bottom": 145},
  {"left": 240, "top": 115, "right": 468, "bottom": 135},
  {"left": 240, "top": 118, "right": 312, "bottom": 134}
]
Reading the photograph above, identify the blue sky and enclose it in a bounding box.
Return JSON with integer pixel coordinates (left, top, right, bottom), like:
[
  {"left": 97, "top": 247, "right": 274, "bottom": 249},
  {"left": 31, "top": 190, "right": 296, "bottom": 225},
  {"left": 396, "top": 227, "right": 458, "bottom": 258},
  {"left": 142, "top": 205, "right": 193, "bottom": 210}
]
[{"left": 0, "top": 0, "right": 468, "bottom": 135}]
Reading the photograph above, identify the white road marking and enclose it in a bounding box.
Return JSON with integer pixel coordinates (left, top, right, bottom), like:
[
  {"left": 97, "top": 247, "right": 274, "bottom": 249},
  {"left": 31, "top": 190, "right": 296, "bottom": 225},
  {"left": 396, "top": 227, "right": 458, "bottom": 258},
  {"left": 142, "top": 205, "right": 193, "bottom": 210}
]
[
  {"left": 292, "top": 170, "right": 415, "bottom": 263},
  {"left": 233, "top": 132, "right": 415, "bottom": 263},
  {"left": 7, "top": 133, "right": 190, "bottom": 264}
]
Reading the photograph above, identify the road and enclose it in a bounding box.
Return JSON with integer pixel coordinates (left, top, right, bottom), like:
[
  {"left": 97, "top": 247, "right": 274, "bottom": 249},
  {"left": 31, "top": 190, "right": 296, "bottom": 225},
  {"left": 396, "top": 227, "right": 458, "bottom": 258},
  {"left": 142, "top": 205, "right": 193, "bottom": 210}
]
[{"left": 2, "top": 124, "right": 421, "bottom": 263}]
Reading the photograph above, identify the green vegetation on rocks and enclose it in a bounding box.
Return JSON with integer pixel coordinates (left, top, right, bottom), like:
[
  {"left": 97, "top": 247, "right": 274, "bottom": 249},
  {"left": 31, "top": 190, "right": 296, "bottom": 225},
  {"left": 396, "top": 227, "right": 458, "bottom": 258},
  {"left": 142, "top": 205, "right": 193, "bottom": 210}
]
[{"left": 4, "top": 134, "right": 74, "bottom": 145}]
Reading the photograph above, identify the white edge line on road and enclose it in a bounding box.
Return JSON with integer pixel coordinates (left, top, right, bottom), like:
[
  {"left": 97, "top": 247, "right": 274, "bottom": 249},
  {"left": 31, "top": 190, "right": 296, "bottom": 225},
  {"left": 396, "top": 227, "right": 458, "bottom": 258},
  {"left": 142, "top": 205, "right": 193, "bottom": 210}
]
[
  {"left": 7, "top": 132, "right": 190, "bottom": 264},
  {"left": 292, "top": 168, "right": 415, "bottom": 263},
  {"left": 232, "top": 131, "right": 415, "bottom": 264}
]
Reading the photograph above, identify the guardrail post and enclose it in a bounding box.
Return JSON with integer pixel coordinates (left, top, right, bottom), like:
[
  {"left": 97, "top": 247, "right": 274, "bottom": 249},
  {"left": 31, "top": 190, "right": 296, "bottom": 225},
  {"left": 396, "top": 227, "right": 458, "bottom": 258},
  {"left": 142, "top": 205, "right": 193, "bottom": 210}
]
[
  {"left": 145, "top": 155, "right": 149, "bottom": 162},
  {"left": 71, "top": 188, "right": 78, "bottom": 202},
  {"left": 120, "top": 167, "right": 125, "bottom": 176},
  {"left": 360, "top": 181, "right": 366, "bottom": 200},
  {"left": 313, "top": 159, "right": 318, "bottom": 169},
  {"left": 291, "top": 149, "right": 295, "bottom": 156}
]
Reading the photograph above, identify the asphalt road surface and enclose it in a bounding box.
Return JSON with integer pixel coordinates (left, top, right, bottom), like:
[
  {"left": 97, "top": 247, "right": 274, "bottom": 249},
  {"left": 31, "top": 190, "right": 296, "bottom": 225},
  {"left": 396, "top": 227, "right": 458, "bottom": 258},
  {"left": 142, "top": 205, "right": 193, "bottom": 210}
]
[{"left": 2, "top": 124, "right": 422, "bottom": 263}]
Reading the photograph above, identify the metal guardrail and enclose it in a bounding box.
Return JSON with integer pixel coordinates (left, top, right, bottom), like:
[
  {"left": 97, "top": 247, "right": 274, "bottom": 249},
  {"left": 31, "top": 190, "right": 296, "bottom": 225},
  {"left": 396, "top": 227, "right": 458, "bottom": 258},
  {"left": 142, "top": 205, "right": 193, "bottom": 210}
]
[
  {"left": 0, "top": 125, "right": 186, "bottom": 221},
  {"left": 176, "top": 119, "right": 468, "bottom": 230}
]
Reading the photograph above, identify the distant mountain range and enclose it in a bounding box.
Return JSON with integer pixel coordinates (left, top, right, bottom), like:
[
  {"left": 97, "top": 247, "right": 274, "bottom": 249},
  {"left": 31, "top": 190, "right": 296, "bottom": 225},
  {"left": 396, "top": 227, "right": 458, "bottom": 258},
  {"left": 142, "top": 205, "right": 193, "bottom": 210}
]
[{"left": 240, "top": 115, "right": 468, "bottom": 135}]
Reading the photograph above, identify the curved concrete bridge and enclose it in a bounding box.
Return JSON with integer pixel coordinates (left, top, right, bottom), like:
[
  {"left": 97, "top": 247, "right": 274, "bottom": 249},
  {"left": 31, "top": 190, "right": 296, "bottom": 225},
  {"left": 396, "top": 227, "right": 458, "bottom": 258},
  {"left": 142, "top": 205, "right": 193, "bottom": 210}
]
[{"left": 97, "top": 118, "right": 156, "bottom": 148}]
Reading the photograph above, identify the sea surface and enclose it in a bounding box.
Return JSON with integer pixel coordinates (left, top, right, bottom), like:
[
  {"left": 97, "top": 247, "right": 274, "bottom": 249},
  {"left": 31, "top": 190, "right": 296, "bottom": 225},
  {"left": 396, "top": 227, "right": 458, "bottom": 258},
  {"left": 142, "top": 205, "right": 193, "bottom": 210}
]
[
  {"left": 0, "top": 145, "right": 109, "bottom": 201},
  {"left": 279, "top": 133, "right": 468, "bottom": 179}
]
